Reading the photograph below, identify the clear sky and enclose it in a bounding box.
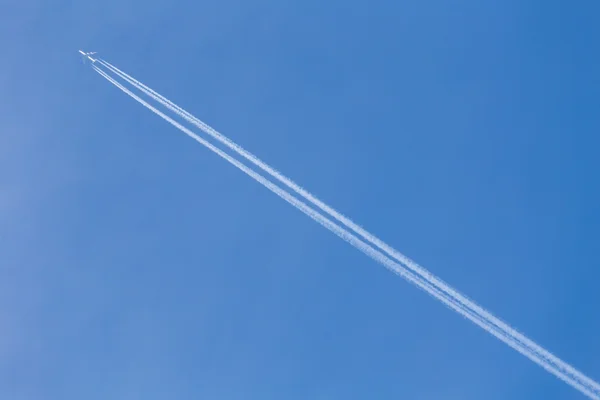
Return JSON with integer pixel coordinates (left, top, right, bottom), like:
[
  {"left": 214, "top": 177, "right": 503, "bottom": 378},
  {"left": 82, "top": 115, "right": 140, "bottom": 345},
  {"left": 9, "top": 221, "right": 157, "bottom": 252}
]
[{"left": 1, "top": 0, "right": 599, "bottom": 399}]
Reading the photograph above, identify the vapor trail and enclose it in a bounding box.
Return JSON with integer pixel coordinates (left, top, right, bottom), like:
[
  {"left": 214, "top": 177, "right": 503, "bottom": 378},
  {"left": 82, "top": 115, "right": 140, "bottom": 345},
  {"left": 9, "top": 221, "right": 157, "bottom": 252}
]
[
  {"left": 96, "top": 59, "right": 600, "bottom": 395},
  {"left": 91, "top": 64, "right": 599, "bottom": 399}
]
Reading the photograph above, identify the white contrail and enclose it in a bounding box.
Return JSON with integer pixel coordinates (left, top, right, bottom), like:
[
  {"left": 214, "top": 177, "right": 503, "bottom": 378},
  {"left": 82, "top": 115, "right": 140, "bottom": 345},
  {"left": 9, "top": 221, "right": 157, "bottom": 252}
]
[
  {"left": 91, "top": 64, "right": 599, "bottom": 399},
  {"left": 96, "top": 59, "right": 600, "bottom": 395},
  {"left": 94, "top": 62, "right": 599, "bottom": 397},
  {"left": 96, "top": 60, "right": 600, "bottom": 396}
]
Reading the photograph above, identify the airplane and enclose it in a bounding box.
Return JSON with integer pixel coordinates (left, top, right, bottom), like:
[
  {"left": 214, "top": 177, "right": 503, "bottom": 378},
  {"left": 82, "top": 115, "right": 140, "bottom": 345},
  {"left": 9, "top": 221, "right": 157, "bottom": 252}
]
[{"left": 78, "top": 50, "right": 97, "bottom": 63}]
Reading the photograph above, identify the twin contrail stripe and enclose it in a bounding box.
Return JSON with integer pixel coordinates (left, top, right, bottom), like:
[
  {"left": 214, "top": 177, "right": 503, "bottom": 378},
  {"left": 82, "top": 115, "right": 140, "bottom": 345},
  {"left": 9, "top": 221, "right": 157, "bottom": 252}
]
[{"left": 91, "top": 62, "right": 599, "bottom": 399}]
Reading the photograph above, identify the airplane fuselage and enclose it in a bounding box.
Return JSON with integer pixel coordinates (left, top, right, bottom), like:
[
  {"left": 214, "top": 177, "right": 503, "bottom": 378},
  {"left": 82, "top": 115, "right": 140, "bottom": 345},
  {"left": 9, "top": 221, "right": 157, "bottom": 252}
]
[{"left": 79, "top": 50, "right": 97, "bottom": 63}]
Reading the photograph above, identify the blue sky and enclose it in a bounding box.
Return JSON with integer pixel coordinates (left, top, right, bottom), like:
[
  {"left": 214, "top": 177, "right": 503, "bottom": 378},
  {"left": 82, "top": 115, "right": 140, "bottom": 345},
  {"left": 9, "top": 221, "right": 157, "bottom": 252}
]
[{"left": 1, "top": 0, "right": 599, "bottom": 399}]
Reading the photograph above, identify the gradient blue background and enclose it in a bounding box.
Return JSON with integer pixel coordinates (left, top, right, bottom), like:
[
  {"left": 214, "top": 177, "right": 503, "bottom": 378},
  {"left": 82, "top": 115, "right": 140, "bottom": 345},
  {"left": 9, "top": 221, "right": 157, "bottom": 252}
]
[{"left": 1, "top": 0, "right": 599, "bottom": 399}]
